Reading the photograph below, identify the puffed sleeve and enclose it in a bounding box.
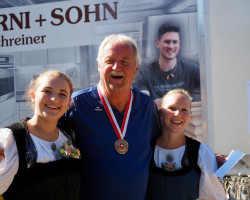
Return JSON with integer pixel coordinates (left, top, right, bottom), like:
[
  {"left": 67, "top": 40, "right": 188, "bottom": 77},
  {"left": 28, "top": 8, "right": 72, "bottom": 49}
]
[
  {"left": 198, "top": 143, "right": 226, "bottom": 200},
  {"left": 0, "top": 128, "right": 19, "bottom": 194}
]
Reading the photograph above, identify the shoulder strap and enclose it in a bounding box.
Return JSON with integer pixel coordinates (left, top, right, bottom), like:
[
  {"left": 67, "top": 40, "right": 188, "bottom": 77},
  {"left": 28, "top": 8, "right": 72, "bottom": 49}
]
[
  {"left": 185, "top": 136, "right": 201, "bottom": 174},
  {"left": 6, "top": 118, "right": 29, "bottom": 173},
  {"left": 57, "top": 121, "right": 77, "bottom": 147}
]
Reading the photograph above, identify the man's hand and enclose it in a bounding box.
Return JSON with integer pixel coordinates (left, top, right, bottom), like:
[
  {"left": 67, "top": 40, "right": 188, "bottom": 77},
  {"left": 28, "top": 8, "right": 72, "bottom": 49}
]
[{"left": 0, "top": 148, "right": 5, "bottom": 162}]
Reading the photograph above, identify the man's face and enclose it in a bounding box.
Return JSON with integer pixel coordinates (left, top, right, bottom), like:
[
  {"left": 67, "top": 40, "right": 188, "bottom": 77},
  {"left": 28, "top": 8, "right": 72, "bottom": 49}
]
[
  {"left": 156, "top": 32, "right": 180, "bottom": 60},
  {"left": 98, "top": 41, "right": 139, "bottom": 94}
]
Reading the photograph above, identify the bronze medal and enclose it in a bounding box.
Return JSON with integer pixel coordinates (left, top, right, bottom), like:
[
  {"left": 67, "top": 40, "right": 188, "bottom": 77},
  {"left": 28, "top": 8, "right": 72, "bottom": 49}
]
[{"left": 115, "top": 139, "right": 129, "bottom": 154}]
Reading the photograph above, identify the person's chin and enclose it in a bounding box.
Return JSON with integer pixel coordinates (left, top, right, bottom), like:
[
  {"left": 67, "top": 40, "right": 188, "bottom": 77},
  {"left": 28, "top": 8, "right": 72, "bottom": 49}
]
[
  {"left": 166, "top": 55, "right": 176, "bottom": 60},
  {"left": 109, "top": 84, "right": 124, "bottom": 91}
]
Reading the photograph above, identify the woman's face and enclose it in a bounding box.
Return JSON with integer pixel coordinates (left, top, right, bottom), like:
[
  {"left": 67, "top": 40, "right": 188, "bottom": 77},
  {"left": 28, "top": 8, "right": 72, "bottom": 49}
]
[
  {"left": 160, "top": 93, "right": 191, "bottom": 134},
  {"left": 31, "top": 75, "right": 71, "bottom": 122}
]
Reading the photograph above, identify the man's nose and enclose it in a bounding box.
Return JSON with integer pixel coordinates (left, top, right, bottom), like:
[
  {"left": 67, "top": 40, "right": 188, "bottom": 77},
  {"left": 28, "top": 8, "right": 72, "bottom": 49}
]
[
  {"left": 112, "top": 62, "right": 121, "bottom": 70},
  {"left": 168, "top": 41, "right": 174, "bottom": 48}
]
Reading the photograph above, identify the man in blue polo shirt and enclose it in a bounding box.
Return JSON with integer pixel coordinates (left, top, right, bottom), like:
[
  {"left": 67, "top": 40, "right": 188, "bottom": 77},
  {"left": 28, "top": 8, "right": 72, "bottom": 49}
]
[{"left": 65, "top": 34, "right": 160, "bottom": 200}]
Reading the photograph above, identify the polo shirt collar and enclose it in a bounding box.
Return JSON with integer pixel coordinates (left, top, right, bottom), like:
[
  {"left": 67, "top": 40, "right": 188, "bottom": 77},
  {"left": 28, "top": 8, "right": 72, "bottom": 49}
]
[{"left": 90, "top": 85, "right": 145, "bottom": 112}]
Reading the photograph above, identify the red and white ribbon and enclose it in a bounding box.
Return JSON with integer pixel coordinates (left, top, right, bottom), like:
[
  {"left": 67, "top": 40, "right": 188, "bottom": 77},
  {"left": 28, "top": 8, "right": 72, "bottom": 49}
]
[{"left": 98, "top": 82, "right": 133, "bottom": 139}]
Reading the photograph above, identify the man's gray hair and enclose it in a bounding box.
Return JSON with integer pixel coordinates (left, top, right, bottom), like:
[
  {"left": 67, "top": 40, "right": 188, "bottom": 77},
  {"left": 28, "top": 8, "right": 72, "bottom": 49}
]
[{"left": 96, "top": 34, "right": 141, "bottom": 66}]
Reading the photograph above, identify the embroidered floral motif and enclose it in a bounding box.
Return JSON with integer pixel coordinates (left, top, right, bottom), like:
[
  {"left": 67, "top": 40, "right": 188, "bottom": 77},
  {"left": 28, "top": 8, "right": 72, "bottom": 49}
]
[
  {"left": 161, "top": 161, "right": 181, "bottom": 171},
  {"left": 58, "top": 140, "right": 81, "bottom": 159}
]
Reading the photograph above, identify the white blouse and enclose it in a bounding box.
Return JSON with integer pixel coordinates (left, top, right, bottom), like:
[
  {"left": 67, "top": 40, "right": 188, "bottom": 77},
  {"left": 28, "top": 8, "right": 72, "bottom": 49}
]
[
  {"left": 0, "top": 128, "right": 69, "bottom": 194},
  {"left": 154, "top": 143, "right": 226, "bottom": 200}
]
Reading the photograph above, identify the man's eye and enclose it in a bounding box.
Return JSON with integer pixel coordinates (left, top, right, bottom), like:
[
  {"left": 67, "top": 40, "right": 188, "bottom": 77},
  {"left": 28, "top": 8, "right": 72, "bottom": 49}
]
[
  {"left": 165, "top": 40, "right": 179, "bottom": 45},
  {"left": 105, "top": 59, "right": 114, "bottom": 64},
  {"left": 121, "top": 61, "right": 130, "bottom": 66}
]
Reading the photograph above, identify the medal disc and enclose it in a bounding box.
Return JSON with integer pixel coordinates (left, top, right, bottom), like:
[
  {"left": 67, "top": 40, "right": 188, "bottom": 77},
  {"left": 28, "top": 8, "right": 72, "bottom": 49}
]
[{"left": 115, "top": 139, "right": 129, "bottom": 154}]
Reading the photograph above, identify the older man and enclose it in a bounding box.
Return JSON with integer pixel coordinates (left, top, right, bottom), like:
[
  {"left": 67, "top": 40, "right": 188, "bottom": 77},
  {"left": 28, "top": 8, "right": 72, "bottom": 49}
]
[{"left": 65, "top": 34, "right": 160, "bottom": 200}]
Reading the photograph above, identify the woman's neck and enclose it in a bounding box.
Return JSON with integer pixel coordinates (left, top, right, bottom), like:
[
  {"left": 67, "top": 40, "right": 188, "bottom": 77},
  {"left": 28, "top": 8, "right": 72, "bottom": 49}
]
[
  {"left": 156, "top": 129, "right": 186, "bottom": 150},
  {"left": 27, "top": 116, "right": 59, "bottom": 142}
]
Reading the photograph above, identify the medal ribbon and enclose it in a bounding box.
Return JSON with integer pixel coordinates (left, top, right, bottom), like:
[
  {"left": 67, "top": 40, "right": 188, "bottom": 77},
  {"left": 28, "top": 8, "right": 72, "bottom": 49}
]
[{"left": 98, "top": 82, "right": 133, "bottom": 139}]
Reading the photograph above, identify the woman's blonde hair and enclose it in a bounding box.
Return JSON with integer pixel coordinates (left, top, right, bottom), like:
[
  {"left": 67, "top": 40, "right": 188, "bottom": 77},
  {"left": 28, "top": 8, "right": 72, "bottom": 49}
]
[{"left": 161, "top": 88, "right": 192, "bottom": 109}]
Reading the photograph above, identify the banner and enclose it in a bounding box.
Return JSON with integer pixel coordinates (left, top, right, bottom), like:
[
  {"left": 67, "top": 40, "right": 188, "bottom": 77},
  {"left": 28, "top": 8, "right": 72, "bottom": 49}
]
[
  {"left": 0, "top": 0, "right": 200, "bottom": 130},
  {"left": 0, "top": 0, "right": 121, "bottom": 52}
]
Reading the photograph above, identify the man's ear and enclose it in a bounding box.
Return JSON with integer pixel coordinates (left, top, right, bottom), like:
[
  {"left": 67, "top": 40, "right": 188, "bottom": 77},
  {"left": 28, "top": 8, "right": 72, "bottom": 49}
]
[
  {"left": 30, "top": 91, "right": 35, "bottom": 103},
  {"left": 135, "top": 64, "right": 139, "bottom": 74},
  {"left": 156, "top": 39, "right": 160, "bottom": 48}
]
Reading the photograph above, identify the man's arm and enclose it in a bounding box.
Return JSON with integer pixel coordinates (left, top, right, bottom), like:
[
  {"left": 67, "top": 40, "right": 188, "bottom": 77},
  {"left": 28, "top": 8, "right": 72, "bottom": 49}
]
[
  {"left": 140, "top": 90, "right": 150, "bottom": 96},
  {"left": 154, "top": 98, "right": 163, "bottom": 110},
  {"left": 139, "top": 90, "right": 162, "bottom": 110}
]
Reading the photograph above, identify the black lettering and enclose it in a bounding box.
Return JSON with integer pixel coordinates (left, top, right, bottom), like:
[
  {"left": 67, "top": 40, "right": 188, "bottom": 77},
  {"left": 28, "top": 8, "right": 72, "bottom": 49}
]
[
  {"left": 41, "top": 35, "right": 46, "bottom": 43},
  {"left": 33, "top": 36, "right": 40, "bottom": 44},
  {"left": 10, "top": 12, "right": 28, "bottom": 30},
  {"left": 24, "top": 12, "right": 31, "bottom": 29},
  {"left": 1, "top": 35, "right": 9, "bottom": 46},
  {"left": 65, "top": 6, "right": 82, "bottom": 24},
  {"left": 21, "top": 34, "right": 25, "bottom": 45},
  {"left": 9, "top": 38, "right": 14, "bottom": 46},
  {"left": 0, "top": 15, "right": 8, "bottom": 31},
  {"left": 102, "top": 2, "right": 118, "bottom": 20},
  {"left": 51, "top": 8, "right": 64, "bottom": 26},
  {"left": 15, "top": 37, "right": 21, "bottom": 45},
  {"left": 84, "top": 4, "right": 100, "bottom": 22},
  {"left": 25, "top": 36, "right": 33, "bottom": 44}
]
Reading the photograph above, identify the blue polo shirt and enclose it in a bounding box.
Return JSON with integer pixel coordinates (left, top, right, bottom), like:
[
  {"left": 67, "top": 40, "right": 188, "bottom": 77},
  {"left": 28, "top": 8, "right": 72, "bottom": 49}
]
[{"left": 65, "top": 85, "right": 160, "bottom": 200}]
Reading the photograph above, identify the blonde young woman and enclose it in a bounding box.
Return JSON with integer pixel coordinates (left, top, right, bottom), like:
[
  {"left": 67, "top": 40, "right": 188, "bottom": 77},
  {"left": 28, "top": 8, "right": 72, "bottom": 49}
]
[
  {"left": 147, "top": 89, "right": 226, "bottom": 200},
  {"left": 0, "top": 70, "right": 81, "bottom": 200}
]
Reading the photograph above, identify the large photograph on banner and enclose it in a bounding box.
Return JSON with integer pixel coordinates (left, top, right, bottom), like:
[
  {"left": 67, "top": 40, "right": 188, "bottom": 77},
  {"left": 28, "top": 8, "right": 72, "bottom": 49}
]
[{"left": 0, "top": 0, "right": 201, "bottom": 140}]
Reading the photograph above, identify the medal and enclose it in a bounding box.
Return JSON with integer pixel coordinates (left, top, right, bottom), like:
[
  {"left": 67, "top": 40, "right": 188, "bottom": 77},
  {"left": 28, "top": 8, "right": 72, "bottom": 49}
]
[
  {"left": 115, "top": 139, "right": 129, "bottom": 154},
  {"left": 98, "top": 82, "right": 133, "bottom": 154}
]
